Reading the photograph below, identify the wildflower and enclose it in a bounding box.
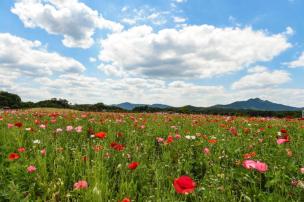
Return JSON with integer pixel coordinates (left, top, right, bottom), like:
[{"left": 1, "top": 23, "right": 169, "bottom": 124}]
[
  {"left": 18, "top": 147, "right": 26, "bottom": 153},
  {"left": 203, "top": 147, "right": 210, "bottom": 155},
  {"left": 41, "top": 148, "right": 46, "bottom": 156},
  {"left": 286, "top": 148, "right": 293, "bottom": 157},
  {"left": 185, "top": 135, "right": 196, "bottom": 140},
  {"left": 243, "top": 151, "right": 256, "bottom": 159},
  {"left": 156, "top": 137, "right": 164, "bottom": 143},
  {"left": 229, "top": 127, "right": 238, "bottom": 136},
  {"left": 95, "top": 132, "right": 107, "bottom": 139},
  {"left": 242, "top": 160, "right": 268, "bottom": 173},
  {"left": 208, "top": 139, "right": 217, "bottom": 144},
  {"left": 74, "top": 180, "right": 88, "bottom": 190},
  {"left": 173, "top": 176, "right": 196, "bottom": 194},
  {"left": 254, "top": 161, "right": 268, "bottom": 173},
  {"left": 56, "top": 128, "right": 63, "bottom": 133},
  {"left": 242, "top": 160, "right": 256, "bottom": 170},
  {"left": 14, "top": 122, "right": 23, "bottom": 128},
  {"left": 300, "top": 167, "right": 304, "bottom": 174},
  {"left": 175, "top": 134, "right": 181, "bottom": 139},
  {"left": 7, "top": 123, "right": 14, "bottom": 128},
  {"left": 110, "top": 142, "right": 125, "bottom": 151},
  {"left": 66, "top": 126, "right": 73, "bottom": 132},
  {"left": 166, "top": 135, "right": 174, "bottom": 143},
  {"left": 33, "top": 139, "right": 41, "bottom": 144},
  {"left": 75, "top": 126, "right": 82, "bottom": 133},
  {"left": 120, "top": 198, "right": 131, "bottom": 202},
  {"left": 39, "top": 124, "right": 46, "bottom": 129},
  {"left": 27, "top": 165, "right": 36, "bottom": 173},
  {"left": 277, "top": 134, "right": 289, "bottom": 144},
  {"left": 128, "top": 162, "right": 139, "bottom": 170},
  {"left": 25, "top": 127, "right": 33, "bottom": 131},
  {"left": 8, "top": 153, "right": 20, "bottom": 160}
]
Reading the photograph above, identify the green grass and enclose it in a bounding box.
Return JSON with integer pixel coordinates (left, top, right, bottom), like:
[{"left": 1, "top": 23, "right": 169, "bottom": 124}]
[{"left": 0, "top": 110, "right": 304, "bottom": 201}]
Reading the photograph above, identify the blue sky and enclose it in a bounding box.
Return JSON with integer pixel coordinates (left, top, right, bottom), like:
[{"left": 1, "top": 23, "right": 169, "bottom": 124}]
[{"left": 0, "top": 0, "right": 303, "bottom": 107}]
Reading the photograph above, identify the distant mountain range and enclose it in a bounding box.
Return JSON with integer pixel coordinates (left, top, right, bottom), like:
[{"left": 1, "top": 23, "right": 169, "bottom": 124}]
[
  {"left": 114, "top": 102, "right": 171, "bottom": 110},
  {"left": 114, "top": 98, "right": 303, "bottom": 111}
]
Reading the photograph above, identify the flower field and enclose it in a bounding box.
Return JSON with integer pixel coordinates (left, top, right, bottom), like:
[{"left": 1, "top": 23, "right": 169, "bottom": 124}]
[{"left": 0, "top": 109, "right": 304, "bottom": 201}]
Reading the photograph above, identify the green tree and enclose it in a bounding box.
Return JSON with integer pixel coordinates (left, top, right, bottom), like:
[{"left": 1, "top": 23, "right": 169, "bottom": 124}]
[{"left": 0, "top": 91, "right": 22, "bottom": 108}]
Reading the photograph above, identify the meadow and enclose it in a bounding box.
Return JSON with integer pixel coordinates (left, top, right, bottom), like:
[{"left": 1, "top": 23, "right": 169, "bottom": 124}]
[{"left": 0, "top": 109, "right": 304, "bottom": 201}]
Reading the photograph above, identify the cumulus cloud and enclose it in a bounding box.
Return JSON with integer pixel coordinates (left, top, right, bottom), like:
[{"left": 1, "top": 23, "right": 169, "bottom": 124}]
[
  {"left": 0, "top": 33, "right": 85, "bottom": 76},
  {"left": 173, "top": 16, "right": 186, "bottom": 23},
  {"left": 99, "top": 25, "right": 291, "bottom": 79},
  {"left": 288, "top": 52, "right": 304, "bottom": 68},
  {"left": 120, "top": 6, "right": 169, "bottom": 26},
  {"left": 5, "top": 73, "right": 304, "bottom": 107},
  {"left": 175, "top": 0, "right": 187, "bottom": 3},
  {"left": 232, "top": 67, "right": 291, "bottom": 90},
  {"left": 11, "top": 0, "right": 123, "bottom": 48},
  {"left": 3, "top": 74, "right": 222, "bottom": 106}
]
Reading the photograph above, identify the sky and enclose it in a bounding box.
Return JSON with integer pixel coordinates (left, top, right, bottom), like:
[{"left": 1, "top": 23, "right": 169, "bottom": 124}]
[{"left": 0, "top": 0, "right": 304, "bottom": 107}]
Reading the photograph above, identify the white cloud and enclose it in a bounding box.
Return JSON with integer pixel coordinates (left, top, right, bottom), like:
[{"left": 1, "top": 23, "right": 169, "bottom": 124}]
[
  {"left": 120, "top": 6, "right": 169, "bottom": 26},
  {"left": 89, "top": 57, "right": 97, "bottom": 63},
  {"left": 288, "top": 52, "right": 304, "bottom": 68},
  {"left": 5, "top": 73, "right": 304, "bottom": 107},
  {"left": 175, "top": 0, "right": 187, "bottom": 3},
  {"left": 11, "top": 0, "right": 123, "bottom": 48},
  {"left": 247, "top": 65, "right": 268, "bottom": 73},
  {"left": 3, "top": 73, "right": 223, "bottom": 106},
  {"left": 173, "top": 16, "right": 186, "bottom": 23},
  {"left": 232, "top": 68, "right": 291, "bottom": 90},
  {"left": 0, "top": 33, "right": 85, "bottom": 76},
  {"left": 99, "top": 25, "right": 291, "bottom": 79}
]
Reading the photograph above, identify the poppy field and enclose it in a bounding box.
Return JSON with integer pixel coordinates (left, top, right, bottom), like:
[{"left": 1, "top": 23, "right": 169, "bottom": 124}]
[{"left": 0, "top": 109, "right": 304, "bottom": 201}]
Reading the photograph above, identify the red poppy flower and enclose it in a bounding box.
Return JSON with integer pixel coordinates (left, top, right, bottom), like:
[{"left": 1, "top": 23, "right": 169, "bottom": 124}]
[
  {"left": 120, "top": 198, "right": 131, "bottom": 202},
  {"left": 208, "top": 139, "right": 217, "bottom": 144},
  {"left": 243, "top": 151, "right": 256, "bottom": 159},
  {"left": 14, "top": 122, "right": 23, "bottom": 128},
  {"left": 166, "top": 135, "right": 174, "bottom": 144},
  {"left": 128, "top": 162, "right": 139, "bottom": 170},
  {"left": 229, "top": 127, "right": 238, "bottom": 136},
  {"left": 95, "top": 132, "right": 107, "bottom": 139},
  {"left": 281, "top": 128, "right": 287, "bottom": 133},
  {"left": 173, "top": 176, "right": 196, "bottom": 194},
  {"left": 110, "top": 142, "right": 125, "bottom": 151},
  {"left": 8, "top": 153, "right": 20, "bottom": 160}
]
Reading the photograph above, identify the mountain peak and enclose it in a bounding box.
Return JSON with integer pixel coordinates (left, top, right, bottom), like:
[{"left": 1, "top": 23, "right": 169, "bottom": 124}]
[{"left": 214, "top": 98, "right": 300, "bottom": 111}]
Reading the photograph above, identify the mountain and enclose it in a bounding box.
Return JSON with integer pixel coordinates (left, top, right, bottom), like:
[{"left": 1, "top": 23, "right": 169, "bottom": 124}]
[
  {"left": 150, "top": 104, "right": 172, "bottom": 109},
  {"left": 114, "top": 102, "right": 171, "bottom": 110},
  {"left": 213, "top": 98, "right": 301, "bottom": 111}
]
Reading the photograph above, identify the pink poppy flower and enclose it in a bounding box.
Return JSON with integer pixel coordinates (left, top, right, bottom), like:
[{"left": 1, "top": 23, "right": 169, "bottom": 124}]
[
  {"left": 175, "top": 134, "right": 181, "bottom": 139},
  {"left": 41, "top": 148, "right": 46, "bottom": 156},
  {"left": 7, "top": 123, "right": 14, "bottom": 128},
  {"left": 27, "top": 165, "right": 36, "bottom": 173},
  {"left": 254, "top": 161, "right": 268, "bottom": 173},
  {"left": 203, "top": 147, "right": 210, "bottom": 155},
  {"left": 242, "top": 160, "right": 257, "bottom": 170},
  {"left": 74, "top": 180, "right": 88, "bottom": 190},
  {"left": 66, "top": 126, "right": 73, "bottom": 132},
  {"left": 18, "top": 147, "right": 26, "bottom": 153},
  {"left": 156, "top": 137, "right": 164, "bottom": 143},
  {"left": 277, "top": 139, "right": 288, "bottom": 144},
  {"left": 300, "top": 167, "right": 304, "bottom": 174},
  {"left": 39, "top": 124, "right": 46, "bottom": 129},
  {"left": 75, "top": 126, "right": 82, "bottom": 133}
]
